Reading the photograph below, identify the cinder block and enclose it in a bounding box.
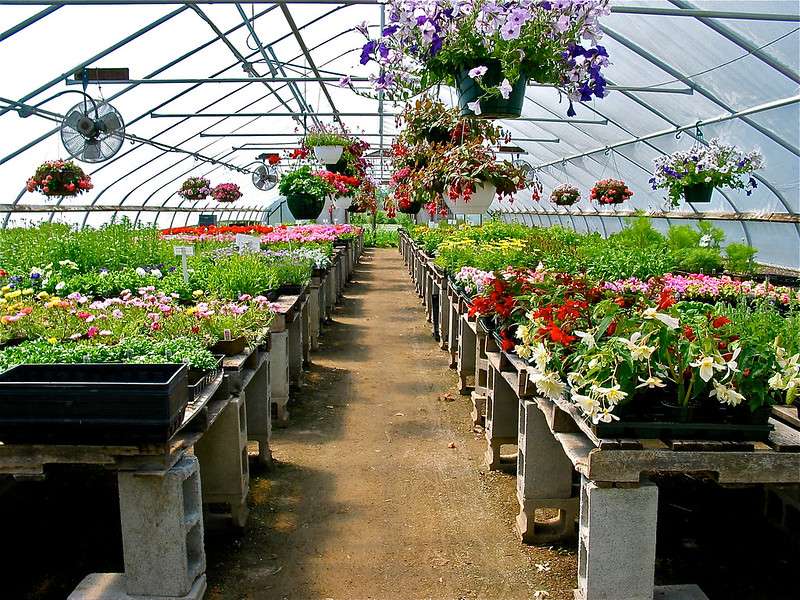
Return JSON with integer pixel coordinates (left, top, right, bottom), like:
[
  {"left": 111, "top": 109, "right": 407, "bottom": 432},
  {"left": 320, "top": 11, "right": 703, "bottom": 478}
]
[
  {"left": 458, "top": 315, "right": 477, "bottom": 395},
  {"left": 69, "top": 573, "right": 206, "bottom": 600},
  {"left": 116, "top": 455, "right": 205, "bottom": 597},
  {"left": 244, "top": 358, "right": 272, "bottom": 466},
  {"left": 270, "top": 330, "right": 290, "bottom": 423},
  {"left": 485, "top": 364, "right": 519, "bottom": 470},
  {"left": 194, "top": 394, "right": 250, "bottom": 528},
  {"left": 517, "top": 399, "right": 573, "bottom": 500},
  {"left": 309, "top": 283, "right": 322, "bottom": 350},
  {"left": 516, "top": 495, "right": 578, "bottom": 544},
  {"left": 470, "top": 391, "right": 486, "bottom": 427},
  {"left": 577, "top": 477, "right": 658, "bottom": 600},
  {"left": 287, "top": 313, "right": 304, "bottom": 388}
]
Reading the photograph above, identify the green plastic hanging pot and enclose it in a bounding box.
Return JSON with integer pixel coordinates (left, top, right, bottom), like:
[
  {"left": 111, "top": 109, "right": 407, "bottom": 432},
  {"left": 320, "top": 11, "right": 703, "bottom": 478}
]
[
  {"left": 683, "top": 182, "right": 714, "bottom": 203},
  {"left": 286, "top": 193, "right": 326, "bottom": 220},
  {"left": 455, "top": 64, "right": 527, "bottom": 120}
]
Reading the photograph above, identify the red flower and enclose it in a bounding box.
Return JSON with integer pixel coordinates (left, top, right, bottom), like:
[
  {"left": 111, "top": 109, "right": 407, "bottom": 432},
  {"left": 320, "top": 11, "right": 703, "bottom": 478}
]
[
  {"left": 683, "top": 326, "right": 696, "bottom": 341},
  {"left": 657, "top": 290, "right": 676, "bottom": 310},
  {"left": 606, "top": 321, "right": 617, "bottom": 336},
  {"left": 711, "top": 316, "right": 731, "bottom": 328}
]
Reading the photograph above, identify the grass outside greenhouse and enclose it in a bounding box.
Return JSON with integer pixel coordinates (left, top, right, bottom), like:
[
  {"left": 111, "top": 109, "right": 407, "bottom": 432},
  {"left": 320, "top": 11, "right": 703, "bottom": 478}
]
[{"left": 0, "top": 1, "right": 798, "bottom": 600}]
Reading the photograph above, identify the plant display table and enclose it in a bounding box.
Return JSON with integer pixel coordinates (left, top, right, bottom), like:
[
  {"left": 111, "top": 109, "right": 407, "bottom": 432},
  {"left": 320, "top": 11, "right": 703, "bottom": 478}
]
[
  {"left": 0, "top": 369, "right": 233, "bottom": 600},
  {"left": 399, "top": 229, "right": 800, "bottom": 600}
]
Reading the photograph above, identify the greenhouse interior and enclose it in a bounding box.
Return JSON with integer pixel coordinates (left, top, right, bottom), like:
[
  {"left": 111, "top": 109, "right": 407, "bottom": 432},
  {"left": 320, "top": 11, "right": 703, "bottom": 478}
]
[{"left": 0, "top": 1, "right": 798, "bottom": 599}]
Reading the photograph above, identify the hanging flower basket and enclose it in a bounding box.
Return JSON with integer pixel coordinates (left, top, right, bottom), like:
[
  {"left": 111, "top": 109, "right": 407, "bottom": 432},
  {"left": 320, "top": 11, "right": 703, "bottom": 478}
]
[
  {"left": 211, "top": 183, "right": 242, "bottom": 203},
  {"left": 590, "top": 179, "right": 633, "bottom": 205},
  {"left": 445, "top": 182, "right": 496, "bottom": 214},
  {"left": 313, "top": 145, "right": 345, "bottom": 165},
  {"left": 650, "top": 138, "right": 763, "bottom": 207},
  {"left": 455, "top": 64, "right": 527, "bottom": 120},
  {"left": 286, "top": 193, "right": 326, "bottom": 220},
  {"left": 357, "top": 2, "right": 611, "bottom": 117},
  {"left": 397, "top": 195, "right": 423, "bottom": 215},
  {"left": 683, "top": 182, "right": 715, "bottom": 204},
  {"left": 333, "top": 196, "right": 353, "bottom": 210},
  {"left": 178, "top": 177, "right": 212, "bottom": 201},
  {"left": 550, "top": 184, "right": 580, "bottom": 206},
  {"left": 26, "top": 160, "right": 93, "bottom": 198}
]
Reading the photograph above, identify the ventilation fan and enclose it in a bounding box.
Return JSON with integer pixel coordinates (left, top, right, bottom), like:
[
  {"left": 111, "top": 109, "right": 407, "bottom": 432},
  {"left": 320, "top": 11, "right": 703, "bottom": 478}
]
[
  {"left": 61, "top": 99, "right": 125, "bottom": 163},
  {"left": 512, "top": 159, "right": 540, "bottom": 187},
  {"left": 252, "top": 162, "right": 278, "bottom": 191}
]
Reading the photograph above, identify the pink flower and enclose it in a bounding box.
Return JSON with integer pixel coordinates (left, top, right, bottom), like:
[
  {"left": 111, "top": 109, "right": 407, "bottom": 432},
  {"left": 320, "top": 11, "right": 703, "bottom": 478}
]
[{"left": 86, "top": 326, "right": 99, "bottom": 338}]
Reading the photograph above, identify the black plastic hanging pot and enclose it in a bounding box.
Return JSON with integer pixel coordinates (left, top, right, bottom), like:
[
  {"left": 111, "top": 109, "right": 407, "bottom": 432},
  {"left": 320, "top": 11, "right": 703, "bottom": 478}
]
[
  {"left": 455, "top": 64, "right": 527, "bottom": 120},
  {"left": 286, "top": 192, "right": 326, "bottom": 220},
  {"left": 683, "top": 182, "right": 714, "bottom": 203},
  {"left": 398, "top": 198, "right": 423, "bottom": 214}
]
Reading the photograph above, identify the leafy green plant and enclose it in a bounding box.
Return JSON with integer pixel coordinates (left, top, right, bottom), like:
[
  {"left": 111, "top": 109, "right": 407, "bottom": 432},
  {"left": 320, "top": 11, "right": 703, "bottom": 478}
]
[
  {"left": 725, "top": 242, "right": 758, "bottom": 274},
  {"left": 278, "top": 166, "right": 335, "bottom": 200},
  {"left": 303, "top": 130, "right": 350, "bottom": 147}
]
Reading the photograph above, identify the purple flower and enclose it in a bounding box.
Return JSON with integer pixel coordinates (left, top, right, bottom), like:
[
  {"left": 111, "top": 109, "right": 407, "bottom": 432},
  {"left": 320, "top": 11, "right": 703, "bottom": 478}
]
[
  {"left": 498, "top": 78, "right": 513, "bottom": 100},
  {"left": 382, "top": 25, "right": 398, "bottom": 37},
  {"left": 338, "top": 75, "right": 351, "bottom": 87},
  {"left": 466, "top": 100, "right": 482, "bottom": 116},
  {"left": 500, "top": 20, "right": 521, "bottom": 40},
  {"left": 360, "top": 40, "right": 376, "bottom": 65},
  {"left": 468, "top": 65, "right": 488, "bottom": 78}
]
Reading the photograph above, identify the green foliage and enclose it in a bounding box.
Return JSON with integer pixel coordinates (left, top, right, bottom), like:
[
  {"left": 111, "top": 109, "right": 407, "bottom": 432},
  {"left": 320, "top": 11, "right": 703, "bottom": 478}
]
[
  {"left": 673, "top": 247, "right": 724, "bottom": 274},
  {"left": 0, "top": 336, "right": 218, "bottom": 372},
  {"left": 725, "top": 242, "right": 758, "bottom": 274},
  {"left": 194, "top": 253, "right": 312, "bottom": 298},
  {"left": 303, "top": 131, "right": 351, "bottom": 147},
  {"left": 278, "top": 166, "right": 335, "bottom": 200}
]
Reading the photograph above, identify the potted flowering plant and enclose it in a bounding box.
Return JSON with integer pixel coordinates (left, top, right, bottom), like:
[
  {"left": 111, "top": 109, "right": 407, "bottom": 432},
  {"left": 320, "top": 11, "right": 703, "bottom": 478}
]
[
  {"left": 650, "top": 138, "right": 764, "bottom": 206},
  {"left": 26, "top": 160, "right": 93, "bottom": 198},
  {"left": 590, "top": 179, "right": 632, "bottom": 205},
  {"left": 550, "top": 183, "right": 580, "bottom": 206},
  {"left": 437, "top": 140, "right": 525, "bottom": 214},
  {"left": 316, "top": 170, "right": 361, "bottom": 210},
  {"left": 211, "top": 183, "right": 242, "bottom": 203},
  {"left": 350, "top": 179, "right": 378, "bottom": 214},
  {"left": 278, "top": 166, "right": 336, "bottom": 220},
  {"left": 355, "top": 0, "right": 611, "bottom": 119},
  {"left": 302, "top": 126, "right": 352, "bottom": 165},
  {"left": 178, "top": 177, "right": 212, "bottom": 200}
]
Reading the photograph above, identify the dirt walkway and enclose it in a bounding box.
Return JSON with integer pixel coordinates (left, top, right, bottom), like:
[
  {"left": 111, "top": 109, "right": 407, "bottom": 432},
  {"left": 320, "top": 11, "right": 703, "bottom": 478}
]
[{"left": 206, "top": 248, "right": 577, "bottom": 600}]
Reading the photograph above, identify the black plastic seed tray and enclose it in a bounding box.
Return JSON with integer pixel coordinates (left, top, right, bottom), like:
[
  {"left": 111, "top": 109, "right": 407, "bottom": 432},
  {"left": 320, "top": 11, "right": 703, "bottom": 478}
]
[{"left": 0, "top": 363, "right": 189, "bottom": 445}]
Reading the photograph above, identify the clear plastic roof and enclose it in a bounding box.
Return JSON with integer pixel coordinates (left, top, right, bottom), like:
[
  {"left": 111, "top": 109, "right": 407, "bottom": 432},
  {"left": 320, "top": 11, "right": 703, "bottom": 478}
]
[{"left": 0, "top": 1, "right": 797, "bottom": 267}]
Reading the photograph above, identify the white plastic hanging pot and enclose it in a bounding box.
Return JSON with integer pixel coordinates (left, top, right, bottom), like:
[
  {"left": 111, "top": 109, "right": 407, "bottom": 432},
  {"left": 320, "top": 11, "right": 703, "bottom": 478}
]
[
  {"left": 444, "top": 182, "right": 496, "bottom": 215},
  {"left": 333, "top": 195, "right": 353, "bottom": 210},
  {"left": 313, "top": 145, "right": 344, "bottom": 165}
]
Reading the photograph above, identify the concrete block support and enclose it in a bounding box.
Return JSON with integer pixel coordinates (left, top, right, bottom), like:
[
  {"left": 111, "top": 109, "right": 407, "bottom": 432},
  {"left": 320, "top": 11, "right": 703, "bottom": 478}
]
[
  {"left": 470, "top": 391, "right": 486, "bottom": 428},
  {"left": 577, "top": 478, "right": 658, "bottom": 600},
  {"left": 244, "top": 357, "right": 272, "bottom": 466},
  {"left": 301, "top": 297, "right": 311, "bottom": 368},
  {"left": 474, "top": 326, "right": 489, "bottom": 398},
  {"left": 270, "top": 330, "right": 290, "bottom": 423},
  {"left": 484, "top": 363, "right": 518, "bottom": 470},
  {"left": 288, "top": 314, "right": 304, "bottom": 388},
  {"left": 457, "top": 314, "right": 476, "bottom": 395},
  {"left": 438, "top": 283, "right": 450, "bottom": 350},
  {"left": 308, "top": 280, "right": 322, "bottom": 350},
  {"left": 447, "top": 298, "right": 460, "bottom": 369},
  {"left": 194, "top": 394, "right": 250, "bottom": 528},
  {"left": 326, "top": 263, "right": 337, "bottom": 317},
  {"left": 516, "top": 398, "right": 577, "bottom": 544},
  {"left": 116, "top": 455, "right": 205, "bottom": 598}
]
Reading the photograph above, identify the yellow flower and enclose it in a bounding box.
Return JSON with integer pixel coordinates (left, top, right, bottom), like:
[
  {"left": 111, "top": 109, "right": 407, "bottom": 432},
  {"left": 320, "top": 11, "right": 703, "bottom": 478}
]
[
  {"left": 22, "top": 288, "right": 34, "bottom": 296},
  {"left": 0, "top": 299, "right": 6, "bottom": 306},
  {"left": 192, "top": 290, "right": 205, "bottom": 298},
  {"left": 37, "top": 291, "right": 50, "bottom": 300},
  {"left": 1, "top": 286, "right": 10, "bottom": 293},
  {"left": 47, "top": 337, "right": 57, "bottom": 344},
  {"left": 5, "top": 290, "right": 22, "bottom": 299}
]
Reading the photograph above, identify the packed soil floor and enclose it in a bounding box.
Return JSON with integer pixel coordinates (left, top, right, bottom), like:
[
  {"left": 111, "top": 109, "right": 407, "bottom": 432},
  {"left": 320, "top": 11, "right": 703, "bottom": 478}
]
[{"left": 1, "top": 247, "right": 797, "bottom": 599}]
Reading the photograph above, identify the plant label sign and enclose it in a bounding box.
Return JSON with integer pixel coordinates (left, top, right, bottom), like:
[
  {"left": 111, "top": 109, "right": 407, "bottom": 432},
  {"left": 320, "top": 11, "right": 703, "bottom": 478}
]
[
  {"left": 173, "top": 245, "right": 195, "bottom": 283},
  {"left": 235, "top": 233, "right": 260, "bottom": 253}
]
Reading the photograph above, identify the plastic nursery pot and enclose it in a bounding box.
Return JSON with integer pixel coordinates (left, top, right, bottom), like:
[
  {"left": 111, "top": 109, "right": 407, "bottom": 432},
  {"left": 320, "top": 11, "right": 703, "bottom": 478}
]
[
  {"left": 455, "top": 65, "right": 527, "bottom": 120},
  {"left": 683, "top": 181, "right": 715, "bottom": 203},
  {"left": 313, "top": 145, "right": 344, "bottom": 165},
  {"left": 286, "top": 192, "right": 326, "bottom": 220},
  {"left": 444, "top": 182, "right": 496, "bottom": 215},
  {"left": 333, "top": 196, "right": 353, "bottom": 210}
]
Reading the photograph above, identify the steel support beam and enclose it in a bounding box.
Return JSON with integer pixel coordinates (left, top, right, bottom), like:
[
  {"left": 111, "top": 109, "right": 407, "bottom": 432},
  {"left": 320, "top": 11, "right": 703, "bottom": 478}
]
[
  {"left": 602, "top": 25, "right": 800, "bottom": 156},
  {"left": 0, "top": 5, "right": 189, "bottom": 118},
  {"left": 0, "top": 4, "right": 60, "bottom": 43},
  {"left": 279, "top": 1, "right": 341, "bottom": 122}
]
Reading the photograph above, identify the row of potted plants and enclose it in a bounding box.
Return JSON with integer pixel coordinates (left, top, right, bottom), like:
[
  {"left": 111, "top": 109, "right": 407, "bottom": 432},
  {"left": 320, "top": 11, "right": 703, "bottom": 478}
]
[{"left": 408, "top": 221, "right": 798, "bottom": 437}]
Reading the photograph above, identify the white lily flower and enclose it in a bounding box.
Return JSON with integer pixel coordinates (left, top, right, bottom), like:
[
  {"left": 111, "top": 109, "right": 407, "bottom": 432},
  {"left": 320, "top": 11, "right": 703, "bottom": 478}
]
[
  {"left": 642, "top": 307, "right": 680, "bottom": 329},
  {"left": 572, "top": 391, "right": 599, "bottom": 417},
  {"left": 532, "top": 342, "right": 550, "bottom": 372},
  {"left": 596, "top": 384, "right": 627, "bottom": 404},
  {"left": 637, "top": 376, "right": 666, "bottom": 389},
  {"left": 530, "top": 371, "right": 565, "bottom": 401},
  {"left": 710, "top": 380, "right": 745, "bottom": 407},
  {"left": 575, "top": 331, "right": 596, "bottom": 349},
  {"left": 691, "top": 354, "right": 725, "bottom": 382},
  {"left": 768, "top": 372, "right": 785, "bottom": 390},
  {"left": 595, "top": 408, "right": 620, "bottom": 424}
]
